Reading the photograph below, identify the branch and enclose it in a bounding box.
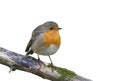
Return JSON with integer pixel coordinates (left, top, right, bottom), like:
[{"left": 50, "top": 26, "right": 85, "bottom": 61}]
[{"left": 0, "top": 47, "right": 92, "bottom": 81}]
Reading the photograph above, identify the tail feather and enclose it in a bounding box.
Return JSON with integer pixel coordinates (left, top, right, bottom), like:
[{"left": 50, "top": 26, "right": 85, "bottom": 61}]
[{"left": 26, "top": 49, "right": 34, "bottom": 55}]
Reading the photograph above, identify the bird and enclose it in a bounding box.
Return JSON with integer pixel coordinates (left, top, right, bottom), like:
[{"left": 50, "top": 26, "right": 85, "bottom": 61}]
[{"left": 25, "top": 21, "right": 61, "bottom": 68}]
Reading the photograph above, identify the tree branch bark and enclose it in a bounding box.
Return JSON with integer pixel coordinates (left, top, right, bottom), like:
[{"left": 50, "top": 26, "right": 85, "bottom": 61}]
[{"left": 0, "top": 47, "right": 92, "bottom": 81}]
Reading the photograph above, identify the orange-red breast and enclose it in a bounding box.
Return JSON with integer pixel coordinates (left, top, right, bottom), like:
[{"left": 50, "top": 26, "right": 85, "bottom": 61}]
[{"left": 25, "top": 21, "right": 61, "bottom": 67}]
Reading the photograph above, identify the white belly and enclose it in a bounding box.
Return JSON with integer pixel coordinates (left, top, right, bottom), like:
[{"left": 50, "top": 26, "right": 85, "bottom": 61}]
[{"left": 32, "top": 44, "right": 59, "bottom": 56}]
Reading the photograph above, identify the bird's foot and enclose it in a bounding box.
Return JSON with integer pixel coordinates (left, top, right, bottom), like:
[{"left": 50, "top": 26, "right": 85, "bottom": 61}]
[{"left": 49, "top": 63, "right": 54, "bottom": 72}]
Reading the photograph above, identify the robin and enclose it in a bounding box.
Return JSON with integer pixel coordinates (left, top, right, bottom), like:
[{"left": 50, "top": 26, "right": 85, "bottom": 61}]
[{"left": 25, "top": 21, "right": 61, "bottom": 68}]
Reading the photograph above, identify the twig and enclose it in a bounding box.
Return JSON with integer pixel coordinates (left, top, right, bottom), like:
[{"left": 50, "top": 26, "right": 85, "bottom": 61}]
[{"left": 0, "top": 47, "right": 92, "bottom": 81}]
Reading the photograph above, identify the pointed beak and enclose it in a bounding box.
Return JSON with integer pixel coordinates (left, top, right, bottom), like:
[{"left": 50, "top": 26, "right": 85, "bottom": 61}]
[
  {"left": 58, "top": 28, "right": 62, "bottom": 30},
  {"left": 53, "top": 26, "right": 62, "bottom": 30}
]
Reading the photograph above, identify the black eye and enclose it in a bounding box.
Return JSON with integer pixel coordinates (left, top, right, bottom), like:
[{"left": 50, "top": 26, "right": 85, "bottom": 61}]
[{"left": 50, "top": 27, "right": 53, "bottom": 30}]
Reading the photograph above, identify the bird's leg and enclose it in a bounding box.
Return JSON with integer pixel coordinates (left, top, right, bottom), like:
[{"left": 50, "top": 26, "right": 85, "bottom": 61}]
[
  {"left": 38, "top": 54, "right": 40, "bottom": 62},
  {"left": 37, "top": 55, "right": 45, "bottom": 68},
  {"left": 48, "top": 55, "right": 54, "bottom": 72},
  {"left": 37, "top": 54, "right": 41, "bottom": 66},
  {"left": 36, "top": 55, "right": 42, "bottom": 71}
]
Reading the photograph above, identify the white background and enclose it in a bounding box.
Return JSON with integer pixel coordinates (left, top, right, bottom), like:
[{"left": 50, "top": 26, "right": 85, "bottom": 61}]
[{"left": 0, "top": 0, "right": 120, "bottom": 81}]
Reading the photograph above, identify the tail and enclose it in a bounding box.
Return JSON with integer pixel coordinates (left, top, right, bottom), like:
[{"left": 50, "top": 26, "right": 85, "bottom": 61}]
[{"left": 26, "top": 49, "right": 34, "bottom": 55}]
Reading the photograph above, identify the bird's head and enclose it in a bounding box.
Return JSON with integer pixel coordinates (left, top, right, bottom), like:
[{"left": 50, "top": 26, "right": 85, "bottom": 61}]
[{"left": 43, "top": 21, "right": 62, "bottom": 31}]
